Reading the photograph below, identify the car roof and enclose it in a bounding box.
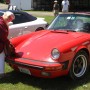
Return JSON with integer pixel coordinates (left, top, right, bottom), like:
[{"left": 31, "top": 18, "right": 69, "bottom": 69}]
[
  {"left": 75, "top": 12, "right": 90, "bottom": 15},
  {"left": 0, "top": 10, "right": 29, "bottom": 15},
  {"left": 0, "top": 10, "right": 37, "bottom": 18},
  {"left": 0, "top": 10, "right": 23, "bottom": 13}
]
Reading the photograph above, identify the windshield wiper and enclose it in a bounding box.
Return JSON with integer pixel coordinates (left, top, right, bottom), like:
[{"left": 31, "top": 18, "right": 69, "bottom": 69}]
[
  {"left": 66, "top": 29, "right": 76, "bottom": 32},
  {"left": 51, "top": 30, "right": 68, "bottom": 34}
]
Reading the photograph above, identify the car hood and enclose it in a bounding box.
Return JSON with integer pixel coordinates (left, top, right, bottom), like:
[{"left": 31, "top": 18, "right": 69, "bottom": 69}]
[{"left": 16, "top": 30, "right": 86, "bottom": 62}]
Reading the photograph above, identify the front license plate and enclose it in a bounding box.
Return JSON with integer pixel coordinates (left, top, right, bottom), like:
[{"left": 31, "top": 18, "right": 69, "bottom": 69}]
[{"left": 18, "top": 67, "right": 31, "bottom": 75}]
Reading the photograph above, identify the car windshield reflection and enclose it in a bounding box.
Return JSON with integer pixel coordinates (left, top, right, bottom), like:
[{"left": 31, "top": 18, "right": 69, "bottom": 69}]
[{"left": 47, "top": 14, "right": 90, "bottom": 33}]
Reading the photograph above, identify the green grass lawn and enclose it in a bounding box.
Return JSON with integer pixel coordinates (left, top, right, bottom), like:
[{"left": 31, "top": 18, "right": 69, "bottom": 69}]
[
  {"left": 1, "top": 12, "right": 90, "bottom": 90},
  {"left": 35, "top": 15, "right": 54, "bottom": 24},
  {"left": 1, "top": 63, "right": 90, "bottom": 90},
  {"left": 41, "top": 16, "right": 54, "bottom": 24}
]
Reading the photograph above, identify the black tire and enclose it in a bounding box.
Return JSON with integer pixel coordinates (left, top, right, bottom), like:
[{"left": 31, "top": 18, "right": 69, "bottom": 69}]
[
  {"left": 35, "top": 27, "right": 44, "bottom": 31},
  {"left": 69, "top": 50, "right": 89, "bottom": 80}
]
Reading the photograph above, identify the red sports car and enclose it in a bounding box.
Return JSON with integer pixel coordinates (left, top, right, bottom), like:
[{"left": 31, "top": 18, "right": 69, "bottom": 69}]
[{"left": 6, "top": 12, "right": 90, "bottom": 80}]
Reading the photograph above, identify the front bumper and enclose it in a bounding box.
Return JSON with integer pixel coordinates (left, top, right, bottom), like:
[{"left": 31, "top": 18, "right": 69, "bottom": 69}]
[{"left": 6, "top": 57, "right": 69, "bottom": 78}]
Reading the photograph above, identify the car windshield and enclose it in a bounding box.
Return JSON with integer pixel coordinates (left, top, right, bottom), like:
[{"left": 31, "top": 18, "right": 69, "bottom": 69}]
[{"left": 47, "top": 14, "right": 90, "bottom": 33}]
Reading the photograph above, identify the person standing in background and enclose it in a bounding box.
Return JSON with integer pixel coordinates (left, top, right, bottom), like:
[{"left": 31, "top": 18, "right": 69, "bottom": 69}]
[
  {"left": 61, "top": 0, "right": 70, "bottom": 13},
  {"left": 53, "top": 0, "right": 60, "bottom": 17}
]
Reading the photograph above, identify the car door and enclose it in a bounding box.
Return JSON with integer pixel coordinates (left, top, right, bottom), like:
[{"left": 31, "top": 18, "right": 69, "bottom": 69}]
[{"left": 9, "top": 12, "right": 32, "bottom": 38}]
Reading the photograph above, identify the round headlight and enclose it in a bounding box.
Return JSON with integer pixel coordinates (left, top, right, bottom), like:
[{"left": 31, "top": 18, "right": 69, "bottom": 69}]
[{"left": 51, "top": 48, "right": 60, "bottom": 59}]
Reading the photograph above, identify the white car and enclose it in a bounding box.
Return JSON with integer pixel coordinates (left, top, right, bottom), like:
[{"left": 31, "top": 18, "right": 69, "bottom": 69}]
[{"left": 0, "top": 10, "right": 48, "bottom": 38}]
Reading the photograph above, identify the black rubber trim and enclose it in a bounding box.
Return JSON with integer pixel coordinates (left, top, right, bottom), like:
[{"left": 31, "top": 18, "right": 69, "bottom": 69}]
[{"left": 6, "top": 59, "right": 44, "bottom": 70}]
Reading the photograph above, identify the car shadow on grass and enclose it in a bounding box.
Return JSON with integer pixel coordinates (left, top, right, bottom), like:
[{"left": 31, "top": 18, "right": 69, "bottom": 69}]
[{"left": 0, "top": 70, "right": 90, "bottom": 90}]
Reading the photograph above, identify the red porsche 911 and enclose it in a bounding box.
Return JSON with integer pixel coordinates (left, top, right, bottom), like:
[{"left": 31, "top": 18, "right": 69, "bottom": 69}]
[{"left": 6, "top": 12, "right": 90, "bottom": 80}]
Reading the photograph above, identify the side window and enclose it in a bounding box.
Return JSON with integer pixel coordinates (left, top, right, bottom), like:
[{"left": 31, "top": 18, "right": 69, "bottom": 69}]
[
  {"left": 13, "top": 14, "right": 22, "bottom": 24},
  {"left": 13, "top": 13, "right": 29, "bottom": 24},
  {"left": 20, "top": 14, "right": 30, "bottom": 22}
]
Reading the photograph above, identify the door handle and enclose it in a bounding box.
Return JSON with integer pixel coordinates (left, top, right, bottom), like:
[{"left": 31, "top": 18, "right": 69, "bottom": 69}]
[{"left": 25, "top": 27, "right": 28, "bottom": 29}]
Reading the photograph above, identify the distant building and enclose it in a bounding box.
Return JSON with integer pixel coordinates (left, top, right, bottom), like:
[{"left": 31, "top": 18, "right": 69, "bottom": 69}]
[
  {"left": 6, "top": 0, "right": 90, "bottom": 11},
  {"left": 6, "top": 0, "right": 33, "bottom": 10}
]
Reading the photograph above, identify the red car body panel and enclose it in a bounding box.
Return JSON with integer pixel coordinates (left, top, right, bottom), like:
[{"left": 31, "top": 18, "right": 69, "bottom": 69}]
[
  {"left": 5, "top": 12, "right": 90, "bottom": 78},
  {"left": 12, "top": 30, "right": 87, "bottom": 60},
  {"left": 6, "top": 29, "right": 90, "bottom": 78},
  {"left": 8, "top": 57, "right": 68, "bottom": 78}
]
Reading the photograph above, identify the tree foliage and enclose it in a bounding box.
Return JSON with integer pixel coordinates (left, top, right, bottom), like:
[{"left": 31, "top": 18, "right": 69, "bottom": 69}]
[{"left": 0, "top": 0, "right": 5, "bottom": 3}]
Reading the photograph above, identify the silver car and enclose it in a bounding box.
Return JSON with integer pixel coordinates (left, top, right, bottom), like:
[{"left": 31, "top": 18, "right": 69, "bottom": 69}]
[{"left": 0, "top": 10, "right": 48, "bottom": 38}]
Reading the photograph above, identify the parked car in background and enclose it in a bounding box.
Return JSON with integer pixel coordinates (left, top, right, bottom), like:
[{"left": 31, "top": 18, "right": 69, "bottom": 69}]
[
  {"left": 6, "top": 12, "right": 90, "bottom": 80},
  {"left": 0, "top": 10, "right": 48, "bottom": 38}
]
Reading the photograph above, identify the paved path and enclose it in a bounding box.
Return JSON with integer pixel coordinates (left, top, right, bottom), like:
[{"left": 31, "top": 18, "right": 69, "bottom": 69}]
[
  {"left": 27, "top": 11, "right": 54, "bottom": 16},
  {"left": 0, "top": 3, "right": 8, "bottom": 10}
]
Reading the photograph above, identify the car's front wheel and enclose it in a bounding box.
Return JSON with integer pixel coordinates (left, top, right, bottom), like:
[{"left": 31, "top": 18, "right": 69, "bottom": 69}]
[
  {"left": 35, "top": 27, "right": 44, "bottom": 31},
  {"left": 69, "top": 50, "right": 89, "bottom": 80}
]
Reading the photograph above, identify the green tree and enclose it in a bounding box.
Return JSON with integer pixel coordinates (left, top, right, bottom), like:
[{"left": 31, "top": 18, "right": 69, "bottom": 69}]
[{"left": 0, "top": 0, "right": 5, "bottom": 3}]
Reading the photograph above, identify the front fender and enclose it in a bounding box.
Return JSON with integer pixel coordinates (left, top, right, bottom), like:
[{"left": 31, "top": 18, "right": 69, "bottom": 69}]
[{"left": 75, "top": 45, "right": 88, "bottom": 54}]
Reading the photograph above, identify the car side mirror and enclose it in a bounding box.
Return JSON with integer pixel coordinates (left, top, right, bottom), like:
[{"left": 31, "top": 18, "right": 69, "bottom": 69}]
[{"left": 8, "top": 22, "right": 13, "bottom": 26}]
